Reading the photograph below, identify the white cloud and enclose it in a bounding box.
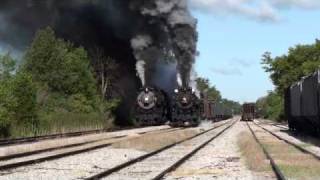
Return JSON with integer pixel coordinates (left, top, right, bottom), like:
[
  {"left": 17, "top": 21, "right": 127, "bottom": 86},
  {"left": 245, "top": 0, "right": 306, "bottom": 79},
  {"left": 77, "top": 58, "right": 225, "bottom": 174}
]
[
  {"left": 189, "top": 0, "right": 320, "bottom": 22},
  {"left": 270, "top": 0, "right": 320, "bottom": 9},
  {"left": 211, "top": 67, "right": 243, "bottom": 76}
]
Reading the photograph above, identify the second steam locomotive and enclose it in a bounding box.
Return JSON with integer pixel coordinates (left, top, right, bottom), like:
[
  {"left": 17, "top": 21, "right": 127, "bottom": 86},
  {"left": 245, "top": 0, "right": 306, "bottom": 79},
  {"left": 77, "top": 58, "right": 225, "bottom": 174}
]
[
  {"left": 170, "top": 87, "right": 201, "bottom": 127},
  {"left": 134, "top": 86, "right": 233, "bottom": 127}
]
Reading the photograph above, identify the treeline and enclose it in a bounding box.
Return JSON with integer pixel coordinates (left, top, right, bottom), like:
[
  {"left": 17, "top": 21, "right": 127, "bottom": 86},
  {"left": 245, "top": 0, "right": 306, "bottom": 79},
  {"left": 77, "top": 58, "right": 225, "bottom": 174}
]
[
  {"left": 257, "top": 39, "right": 320, "bottom": 121},
  {"left": 0, "top": 27, "right": 118, "bottom": 138},
  {"left": 196, "top": 77, "right": 242, "bottom": 114}
]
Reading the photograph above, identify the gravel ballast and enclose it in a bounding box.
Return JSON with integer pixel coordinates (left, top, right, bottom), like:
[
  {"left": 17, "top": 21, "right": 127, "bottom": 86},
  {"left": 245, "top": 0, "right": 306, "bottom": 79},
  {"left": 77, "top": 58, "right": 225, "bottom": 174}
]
[{"left": 164, "top": 121, "right": 275, "bottom": 180}]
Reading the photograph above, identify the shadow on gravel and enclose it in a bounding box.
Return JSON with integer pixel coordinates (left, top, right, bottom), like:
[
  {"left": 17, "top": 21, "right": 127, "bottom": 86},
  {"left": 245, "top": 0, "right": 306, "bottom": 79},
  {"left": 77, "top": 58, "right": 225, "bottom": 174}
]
[{"left": 282, "top": 130, "right": 320, "bottom": 147}]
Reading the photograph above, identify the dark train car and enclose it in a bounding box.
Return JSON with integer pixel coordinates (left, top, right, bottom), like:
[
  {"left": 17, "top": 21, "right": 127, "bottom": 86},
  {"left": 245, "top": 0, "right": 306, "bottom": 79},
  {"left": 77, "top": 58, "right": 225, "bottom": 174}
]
[
  {"left": 286, "top": 70, "right": 320, "bottom": 134},
  {"left": 212, "top": 102, "right": 233, "bottom": 121},
  {"left": 170, "top": 87, "right": 201, "bottom": 127},
  {"left": 301, "top": 73, "right": 320, "bottom": 132},
  {"left": 134, "top": 87, "right": 170, "bottom": 126},
  {"left": 241, "top": 103, "right": 255, "bottom": 121},
  {"left": 201, "top": 93, "right": 215, "bottom": 120}
]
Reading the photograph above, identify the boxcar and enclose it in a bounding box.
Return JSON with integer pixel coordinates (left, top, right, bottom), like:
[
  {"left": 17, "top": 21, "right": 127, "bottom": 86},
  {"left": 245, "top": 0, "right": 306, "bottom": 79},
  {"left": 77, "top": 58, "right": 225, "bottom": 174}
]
[
  {"left": 286, "top": 70, "right": 320, "bottom": 133},
  {"left": 241, "top": 103, "right": 255, "bottom": 121},
  {"left": 202, "top": 99, "right": 215, "bottom": 120}
]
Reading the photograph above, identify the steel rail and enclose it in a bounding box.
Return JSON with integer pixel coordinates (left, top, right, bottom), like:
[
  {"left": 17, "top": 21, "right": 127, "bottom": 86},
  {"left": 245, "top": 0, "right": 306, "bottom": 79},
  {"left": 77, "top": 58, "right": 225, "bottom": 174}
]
[
  {"left": 0, "top": 126, "right": 171, "bottom": 147},
  {"left": 85, "top": 119, "right": 235, "bottom": 180},
  {"left": 152, "top": 119, "right": 238, "bottom": 180},
  {"left": 246, "top": 122, "right": 286, "bottom": 180},
  {"left": 254, "top": 121, "right": 320, "bottom": 161},
  {"left": 0, "top": 127, "right": 178, "bottom": 162},
  {"left": 0, "top": 127, "right": 179, "bottom": 171}
]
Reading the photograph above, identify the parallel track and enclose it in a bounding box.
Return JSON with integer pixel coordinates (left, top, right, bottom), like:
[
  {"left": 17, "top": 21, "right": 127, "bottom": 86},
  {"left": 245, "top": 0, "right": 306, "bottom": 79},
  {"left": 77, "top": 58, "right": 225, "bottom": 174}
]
[
  {"left": 246, "top": 122, "right": 286, "bottom": 180},
  {"left": 0, "top": 126, "right": 171, "bottom": 147},
  {"left": 248, "top": 121, "right": 320, "bottom": 180},
  {"left": 253, "top": 121, "right": 320, "bottom": 160},
  {"left": 0, "top": 127, "right": 178, "bottom": 171},
  {"left": 86, "top": 119, "right": 238, "bottom": 180}
]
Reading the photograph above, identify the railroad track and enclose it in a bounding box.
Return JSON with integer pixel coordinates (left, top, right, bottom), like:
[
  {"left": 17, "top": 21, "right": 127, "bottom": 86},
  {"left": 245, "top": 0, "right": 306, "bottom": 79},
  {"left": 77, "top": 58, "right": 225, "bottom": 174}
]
[
  {"left": 247, "top": 121, "right": 320, "bottom": 180},
  {"left": 85, "top": 118, "right": 238, "bottom": 180},
  {"left": 0, "top": 126, "right": 171, "bottom": 147},
  {"left": 253, "top": 121, "right": 320, "bottom": 160},
  {"left": 255, "top": 120, "right": 288, "bottom": 130},
  {"left": 246, "top": 122, "right": 286, "bottom": 180},
  {"left": 0, "top": 127, "right": 179, "bottom": 171}
]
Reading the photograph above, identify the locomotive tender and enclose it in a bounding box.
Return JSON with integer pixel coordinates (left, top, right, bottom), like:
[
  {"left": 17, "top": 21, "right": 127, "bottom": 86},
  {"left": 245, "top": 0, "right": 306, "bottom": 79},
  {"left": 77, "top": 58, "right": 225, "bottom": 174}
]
[
  {"left": 285, "top": 70, "right": 320, "bottom": 134},
  {"left": 134, "top": 87, "right": 170, "bottom": 126},
  {"left": 170, "top": 87, "right": 201, "bottom": 127}
]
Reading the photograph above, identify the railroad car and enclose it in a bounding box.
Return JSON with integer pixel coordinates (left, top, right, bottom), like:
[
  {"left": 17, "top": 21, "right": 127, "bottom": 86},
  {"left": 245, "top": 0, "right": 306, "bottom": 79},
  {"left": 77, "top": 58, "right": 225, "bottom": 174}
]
[
  {"left": 134, "top": 87, "right": 170, "bottom": 126},
  {"left": 170, "top": 87, "right": 201, "bottom": 127},
  {"left": 201, "top": 93, "right": 215, "bottom": 120},
  {"left": 213, "top": 102, "right": 233, "bottom": 121},
  {"left": 285, "top": 70, "right": 320, "bottom": 134},
  {"left": 241, "top": 103, "right": 255, "bottom": 121}
]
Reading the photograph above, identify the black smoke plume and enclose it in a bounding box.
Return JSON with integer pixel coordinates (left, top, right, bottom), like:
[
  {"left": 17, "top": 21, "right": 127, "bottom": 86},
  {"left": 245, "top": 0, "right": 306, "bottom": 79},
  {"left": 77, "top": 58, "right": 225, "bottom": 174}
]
[{"left": 0, "top": 0, "right": 198, "bottom": 125}]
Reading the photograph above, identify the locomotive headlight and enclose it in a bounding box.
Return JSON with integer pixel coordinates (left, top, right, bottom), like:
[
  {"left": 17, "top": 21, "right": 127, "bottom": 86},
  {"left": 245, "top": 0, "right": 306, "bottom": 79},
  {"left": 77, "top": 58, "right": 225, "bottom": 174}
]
[
  {"left": 182, "top": 97, "right": 187, "bottom": 103},
  {"left": 174, "top": 89, "right": 179, "bottom": 93},
  {"left": 144, "top": 97, "right": 149, "bottom": 102}
]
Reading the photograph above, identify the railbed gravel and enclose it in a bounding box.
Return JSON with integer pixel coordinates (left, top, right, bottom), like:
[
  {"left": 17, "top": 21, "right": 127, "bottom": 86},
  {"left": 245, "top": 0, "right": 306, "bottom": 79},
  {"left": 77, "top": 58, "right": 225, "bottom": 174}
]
[
  {"left": 0, "top": 121, "right": 227, "bottom": 180},
  {"left": 0, "top": 125, "right": 170, "bottom": 158},
  {"left": 101, "top": 119, "right": 235, "bottom": 180},
  {"left": 255, "top": 119, "right": 320, "bottom": 158},
  {"left": 164, "top": 121, "right": 275, "bottom": 180}
]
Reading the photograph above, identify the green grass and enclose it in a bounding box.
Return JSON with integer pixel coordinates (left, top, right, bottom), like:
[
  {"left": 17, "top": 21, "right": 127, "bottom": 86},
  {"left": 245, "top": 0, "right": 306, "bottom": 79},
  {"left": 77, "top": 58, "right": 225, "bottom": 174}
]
[
  {"left": 8, "top": 111, "right": 114, "bottom": 138},
  {"left": 237, "top": 131, "right": 273, "bottom": 172}
]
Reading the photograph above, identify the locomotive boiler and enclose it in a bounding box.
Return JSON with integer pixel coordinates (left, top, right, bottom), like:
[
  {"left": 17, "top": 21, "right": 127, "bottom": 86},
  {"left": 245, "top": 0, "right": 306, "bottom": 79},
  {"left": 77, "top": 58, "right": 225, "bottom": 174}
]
[
  {"left": 134, "top": 87, "right": 170, "bottom": 126},
  {"left": 170, "top": 87, "right": 201, "bottom": 127}
]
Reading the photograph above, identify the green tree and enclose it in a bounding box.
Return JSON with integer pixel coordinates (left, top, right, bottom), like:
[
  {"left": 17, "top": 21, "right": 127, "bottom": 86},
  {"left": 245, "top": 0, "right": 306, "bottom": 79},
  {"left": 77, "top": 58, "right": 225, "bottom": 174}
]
[
  {"left": 262, "top": 39, "right": 320, "bottom": 94},
  {"left": 11, "top": 73, "right": 38, "bottom": 125},
  {"left": 196, "top": 77, "right": 221, "bottom": 101},
  {"left": 0, "top": 52, "right": 16, "bottom": 80},
  {"left": 0, "top": 72, "right": 37, "bottom": 137},
  {"left": 256, "top": 91, "right": 283, "bottom": 121},
  {"left": 261, "top": 39, "right": 320, "bottom": 121},
  {"left": 24, "top": 27, "right": 97, "bottom": 100}
]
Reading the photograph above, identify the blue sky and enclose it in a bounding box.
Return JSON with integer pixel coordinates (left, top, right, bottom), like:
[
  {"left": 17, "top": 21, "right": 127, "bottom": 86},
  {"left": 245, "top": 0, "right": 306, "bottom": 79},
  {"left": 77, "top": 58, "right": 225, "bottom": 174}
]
[{"left": 191, "top": 3, "right": 320, "bottom": 103}]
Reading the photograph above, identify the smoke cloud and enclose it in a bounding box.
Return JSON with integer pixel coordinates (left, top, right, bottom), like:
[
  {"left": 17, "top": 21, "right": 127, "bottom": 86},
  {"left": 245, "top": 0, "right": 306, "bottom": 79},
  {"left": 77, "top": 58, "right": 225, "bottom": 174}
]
[{"left": 0, "top": 0, "right": 198, "bottom": 124}]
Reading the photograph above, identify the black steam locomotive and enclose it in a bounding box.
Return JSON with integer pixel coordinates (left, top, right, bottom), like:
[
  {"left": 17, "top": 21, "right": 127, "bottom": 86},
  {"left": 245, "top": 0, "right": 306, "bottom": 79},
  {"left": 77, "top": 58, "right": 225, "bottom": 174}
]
[
  {"left": 170, "top": 87, "right": 201, "bottom": 127},
  {"left": 134, "top": 87, "right": 170, "bottom": 126}
]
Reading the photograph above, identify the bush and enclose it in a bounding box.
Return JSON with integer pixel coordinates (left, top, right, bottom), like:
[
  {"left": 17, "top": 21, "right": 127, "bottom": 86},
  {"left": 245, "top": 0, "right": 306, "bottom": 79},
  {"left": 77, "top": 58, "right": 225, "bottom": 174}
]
[
  {"left": 256, "top": 91, "right": 284, "bottom": 122},
  {"left": 0, "top": 107, "right": 11, "bottom": 137},
  {"left": 0, "top": 73, "right": 38, "bottom": 137},
  {"left": 67, "top": 94, "right": 94, "bottom": 113}
]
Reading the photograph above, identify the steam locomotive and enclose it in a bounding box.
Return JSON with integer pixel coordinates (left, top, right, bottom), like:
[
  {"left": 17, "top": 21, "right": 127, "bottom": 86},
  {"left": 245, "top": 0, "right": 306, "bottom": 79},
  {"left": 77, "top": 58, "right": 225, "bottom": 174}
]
[
  {"left": 134, "top": 87, "right": 170, "bottom": 126},
  {"left": 170, "top": 87, "right": 201, "bottom": 127}
]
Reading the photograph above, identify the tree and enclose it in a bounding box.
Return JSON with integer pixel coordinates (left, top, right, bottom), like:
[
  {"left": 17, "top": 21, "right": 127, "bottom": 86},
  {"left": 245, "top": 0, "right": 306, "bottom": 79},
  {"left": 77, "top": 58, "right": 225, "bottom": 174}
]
[
  {"left": 0, "top": 73, "right": 37, "bottom": 137},
  {"left": 262, "top": 39, "right": 320, "bottom": 94},
  {"left": 256, "top": 91, "right": 283, "bottom": 121},
  {"left": 23, "top": 27, "right": 97, "bottom": 100},
  {"left": 91, "top": 47, "right": 118, "bottom": 99},
  {"left": 260, "top": 39, "right": 320, "bottom": 121},
  {"left": 0, "top": 52, "right": 16, "bottom": 80},
  {"left": 196, "top": 77, "right": 221, "bottom": 101}
]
